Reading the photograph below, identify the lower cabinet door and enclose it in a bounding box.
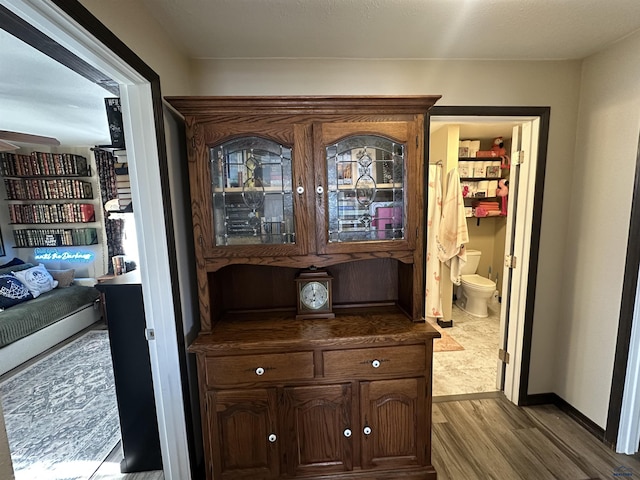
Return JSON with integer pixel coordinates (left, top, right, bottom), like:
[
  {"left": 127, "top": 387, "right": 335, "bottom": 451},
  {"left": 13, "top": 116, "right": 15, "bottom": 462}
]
[
  {"left": 360, "top": 378, "right": 426, "bottom": 470},
  {"left": 208, "top": 388, "right": 280, "bottom": 479},
  {"left": 282, "top": 383, "right": 354, "bottom": 476}
]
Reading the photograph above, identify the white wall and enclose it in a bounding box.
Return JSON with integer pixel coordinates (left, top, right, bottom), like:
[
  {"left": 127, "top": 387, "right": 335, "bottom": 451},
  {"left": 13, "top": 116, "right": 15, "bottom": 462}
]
[
  {"left": 191, "top": 58, "right": 582, "bottom": 395},
  {"left": 78, "top": 0, "right": 192, "bottom": 96},
  {"left": 557, "top": 31, "right": 640, "bottom": 428}
]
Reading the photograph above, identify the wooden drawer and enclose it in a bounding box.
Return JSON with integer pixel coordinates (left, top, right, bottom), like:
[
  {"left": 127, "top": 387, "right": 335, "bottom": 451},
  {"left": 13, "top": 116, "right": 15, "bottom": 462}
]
[
  {"left": 205, "top": 351, "right": 314, "bottom": 386},
  {"left": 323, "top": 344, "right": 426, "bottom": 378}
]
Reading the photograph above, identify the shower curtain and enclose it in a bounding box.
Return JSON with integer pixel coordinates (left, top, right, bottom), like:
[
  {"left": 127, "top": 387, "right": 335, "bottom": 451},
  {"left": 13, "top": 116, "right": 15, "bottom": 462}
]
[{"left": 426, "top": 164, "right": 443, "bottom": 320}]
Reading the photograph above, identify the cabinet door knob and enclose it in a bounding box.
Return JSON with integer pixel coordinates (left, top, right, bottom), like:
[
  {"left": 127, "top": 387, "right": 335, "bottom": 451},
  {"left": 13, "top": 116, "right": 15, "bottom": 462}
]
[
  {"left": 255, "top": 367, "right": 265, "bottom": 376},
  {"left": 296, "top": 186, "right": 305, "bottom": 195},
  {"left": 268, "top": 433, "right": 277, "bottom": 443},
  {"left": 363, "top": 426, "right": 372, "bottom": 435},
  {"left": 316, "top": 185, "right": 324, "bottom": 195},
  {"left": 343, "top": 428, "right": 352, "bottom": 438},
  {"left": 371, "top": 359, "right": 380, "bottom": 368}
]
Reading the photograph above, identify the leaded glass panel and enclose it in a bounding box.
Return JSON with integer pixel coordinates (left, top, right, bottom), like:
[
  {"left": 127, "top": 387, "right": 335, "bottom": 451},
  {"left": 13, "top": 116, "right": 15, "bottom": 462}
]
[
  {"left": 326, "top": 135, "right": 405, "bottom": 243},
  {"left": 210, "top": 137, "right": 295, "bottom": 246}
]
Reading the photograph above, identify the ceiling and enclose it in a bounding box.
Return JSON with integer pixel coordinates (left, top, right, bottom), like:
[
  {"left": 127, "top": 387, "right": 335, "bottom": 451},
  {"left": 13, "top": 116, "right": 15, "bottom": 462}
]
[
  {"left": 2, "top": 0, "right": 640, "bottom": 148},
  {"left": 0, "top": 29, "right": 115, "bottom": 147},
  {"left": 141, "top": 0, "right": 640, "bottom": 60}
]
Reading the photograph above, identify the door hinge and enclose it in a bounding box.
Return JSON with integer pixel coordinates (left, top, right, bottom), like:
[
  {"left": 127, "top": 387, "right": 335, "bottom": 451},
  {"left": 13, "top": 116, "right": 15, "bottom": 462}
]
[
  {"left": 513, "top": 150, "right": 525, "bottom": 165},
  {"left": 145, "top": 328, "right": 156, "bottom": 341},
  {"left": 505, "top": 255, "right": 517, "bottom": 269},
  {"left": 498, "top": 348, "right": 510, "bottom": 364}
]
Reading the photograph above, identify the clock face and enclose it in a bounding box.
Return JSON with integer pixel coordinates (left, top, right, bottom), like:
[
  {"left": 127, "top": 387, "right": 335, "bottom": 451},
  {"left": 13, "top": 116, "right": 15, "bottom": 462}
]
[{"left": 300, "top": 281, "right": 329, "bottom": 310}]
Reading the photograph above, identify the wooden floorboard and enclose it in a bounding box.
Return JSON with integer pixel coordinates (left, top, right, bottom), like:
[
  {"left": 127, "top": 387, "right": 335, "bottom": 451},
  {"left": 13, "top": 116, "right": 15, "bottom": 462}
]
[{"left": 432, "top": 395, "right": 640, "bottom": 480}]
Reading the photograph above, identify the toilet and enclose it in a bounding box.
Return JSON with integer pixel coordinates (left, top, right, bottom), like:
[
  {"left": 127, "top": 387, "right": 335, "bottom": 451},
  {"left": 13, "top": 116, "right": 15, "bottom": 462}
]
[{"left": 455, "top": 249, "right": 496, "bottom": 318}]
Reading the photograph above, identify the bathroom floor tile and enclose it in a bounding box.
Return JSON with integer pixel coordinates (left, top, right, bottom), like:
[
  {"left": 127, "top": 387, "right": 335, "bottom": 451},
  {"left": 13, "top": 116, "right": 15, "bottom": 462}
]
[{"left": 432, "top": 303, "right": 501, "bottom": 397}]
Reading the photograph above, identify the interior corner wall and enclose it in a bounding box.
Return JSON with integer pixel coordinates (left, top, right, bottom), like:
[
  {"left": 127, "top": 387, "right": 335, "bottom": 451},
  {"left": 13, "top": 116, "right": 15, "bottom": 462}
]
[
  {"left": 555, "top": 30, "right": 640, "bottom": 428},
  {"left": 192, "top": 58, "right": 582, "bottom": 396},
  {"left": 77, "top": 0, "right": 193, "bottom": 96}
]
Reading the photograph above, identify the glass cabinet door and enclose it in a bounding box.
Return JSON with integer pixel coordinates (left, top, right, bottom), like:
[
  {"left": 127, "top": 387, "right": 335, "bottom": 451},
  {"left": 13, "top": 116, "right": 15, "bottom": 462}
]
[
  {"left": 326, "top": 135, "right": 405, "bottom": 243},
  {"left": 210, "top": 136, "right": 295, "bottom": 246}
]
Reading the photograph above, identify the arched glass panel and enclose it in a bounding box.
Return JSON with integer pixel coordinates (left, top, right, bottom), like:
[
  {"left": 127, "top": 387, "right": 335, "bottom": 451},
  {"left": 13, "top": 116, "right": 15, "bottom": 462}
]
[
  {"left": 210, "top": 137, "right": 294, "bottom": 246},
  {"left": 326, "top": 135, "right": 404, "bottom": 243}
]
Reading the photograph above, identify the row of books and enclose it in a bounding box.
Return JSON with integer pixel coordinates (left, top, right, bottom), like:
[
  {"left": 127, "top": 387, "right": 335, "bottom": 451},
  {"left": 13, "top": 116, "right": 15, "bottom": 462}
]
[
  {"left": 13, "top": 228, "right": 98, "bottom": 248},
  {"left": 8, "top": 203, "right": 95, "bottom": 225},
  {"left": 0, "top": 152, "right": 90, "bottom": 177},
  {"left": 4, "top": 178, "right": 93, "bottom": 200}
]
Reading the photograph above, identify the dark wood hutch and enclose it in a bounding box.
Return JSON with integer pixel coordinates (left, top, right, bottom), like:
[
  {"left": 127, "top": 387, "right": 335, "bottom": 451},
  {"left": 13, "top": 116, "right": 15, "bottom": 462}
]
[{"left": 166, "top": 96, "right": 441, "bottom": 480}]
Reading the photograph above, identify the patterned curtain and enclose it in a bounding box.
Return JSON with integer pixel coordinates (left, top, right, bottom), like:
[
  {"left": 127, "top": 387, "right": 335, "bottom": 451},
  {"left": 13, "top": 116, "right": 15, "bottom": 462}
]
[{"left": 94, "top": 149, "right": 124, "bottom": 274}]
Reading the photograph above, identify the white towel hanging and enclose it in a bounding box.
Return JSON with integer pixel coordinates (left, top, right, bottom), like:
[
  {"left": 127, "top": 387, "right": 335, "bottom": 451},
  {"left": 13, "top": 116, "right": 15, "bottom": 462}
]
[{"left": 437, "top": 168, "right": 469, "bottom": 285}]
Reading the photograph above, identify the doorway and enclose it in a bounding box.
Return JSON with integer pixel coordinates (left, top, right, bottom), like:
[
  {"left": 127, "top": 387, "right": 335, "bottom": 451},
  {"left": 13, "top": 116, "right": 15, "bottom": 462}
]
[
  {"left": 0, "top": 1, "right": 194, "bottom": 478},
  {"left": 427, "top": 106, "right": 550, "bottom": 404}
]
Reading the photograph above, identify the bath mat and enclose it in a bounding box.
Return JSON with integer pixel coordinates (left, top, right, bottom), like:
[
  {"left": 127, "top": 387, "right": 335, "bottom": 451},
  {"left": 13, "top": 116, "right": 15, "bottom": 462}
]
[
  {"left": 428, "top": 319, "right": 465, "bottom": 352},
  {"left": 0, "top": 329, "right": 120, "bottom": 480}
]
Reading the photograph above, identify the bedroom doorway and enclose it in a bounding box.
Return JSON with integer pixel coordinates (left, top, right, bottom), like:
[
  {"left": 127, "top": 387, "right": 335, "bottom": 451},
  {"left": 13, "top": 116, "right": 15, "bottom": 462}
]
[{"left": 0, "top": 2, "right": 192, "bottom": 478}]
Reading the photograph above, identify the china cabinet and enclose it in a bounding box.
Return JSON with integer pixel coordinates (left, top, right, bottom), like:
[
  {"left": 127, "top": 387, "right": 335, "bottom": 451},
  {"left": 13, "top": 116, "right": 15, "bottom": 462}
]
[{"left": 166, "top": 96, "right": 441, "bottom": 480}]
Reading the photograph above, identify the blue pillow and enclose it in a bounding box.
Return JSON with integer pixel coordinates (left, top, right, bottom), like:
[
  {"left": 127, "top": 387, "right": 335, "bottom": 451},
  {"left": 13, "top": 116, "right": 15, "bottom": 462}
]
[
  {"left": 0, "top": 258, "right": 24, "bottom": 269},
  {"left": 0, "top": 274, "right": 33, "bottom": 309}
]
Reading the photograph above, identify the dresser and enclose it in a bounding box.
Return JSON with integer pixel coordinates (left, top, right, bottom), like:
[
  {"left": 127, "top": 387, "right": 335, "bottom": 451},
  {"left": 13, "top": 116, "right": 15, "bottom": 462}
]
[{"left": 95, "top": 270, "right": 163, "bottom": 473}]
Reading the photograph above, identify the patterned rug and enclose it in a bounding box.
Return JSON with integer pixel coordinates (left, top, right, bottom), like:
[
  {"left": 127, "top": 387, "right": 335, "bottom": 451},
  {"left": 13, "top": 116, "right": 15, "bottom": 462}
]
[
  {"left": 428, "top": 319, "right": 465, "bottom": 352},
  {"left": 0, "top": 330, "right": 121, "bottom": 480}
]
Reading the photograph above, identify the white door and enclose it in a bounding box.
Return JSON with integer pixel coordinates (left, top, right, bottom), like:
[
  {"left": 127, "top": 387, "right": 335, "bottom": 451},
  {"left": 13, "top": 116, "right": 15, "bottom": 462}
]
[{"left": 498, "top": 119, "right": 540, "bottom": 403}]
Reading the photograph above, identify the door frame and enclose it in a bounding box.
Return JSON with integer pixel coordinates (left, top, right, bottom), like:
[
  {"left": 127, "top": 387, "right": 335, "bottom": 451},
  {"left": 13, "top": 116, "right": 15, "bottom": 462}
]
[
  {"left": 0, "top": 0, "right": 193, "bottom": 478},
  {"left": 426, "top": 106, "right": 550, "bottom": 404},
  {"left": 609, "top": 134, "right": 640, "bottom": 451}
]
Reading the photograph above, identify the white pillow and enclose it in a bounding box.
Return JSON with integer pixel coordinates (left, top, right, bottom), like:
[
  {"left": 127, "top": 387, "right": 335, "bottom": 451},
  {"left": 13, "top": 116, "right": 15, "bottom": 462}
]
[{"left": 13, "top": 264, "right": 58, "bottom": 298}]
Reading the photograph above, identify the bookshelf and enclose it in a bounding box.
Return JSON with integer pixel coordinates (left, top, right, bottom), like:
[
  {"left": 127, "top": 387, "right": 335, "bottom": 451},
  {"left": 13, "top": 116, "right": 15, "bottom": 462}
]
[{"left": 1, "top": 151, "right": 100, "bottom": 248}]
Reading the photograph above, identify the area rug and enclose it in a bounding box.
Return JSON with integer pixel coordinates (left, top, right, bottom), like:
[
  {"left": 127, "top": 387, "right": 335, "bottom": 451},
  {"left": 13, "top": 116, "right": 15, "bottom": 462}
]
[
  {"left": 0, "top": 330, "right": 121, "bottom": 480},
  {"left": 428, "top": 319, "right": 465, "bottom": 352}
]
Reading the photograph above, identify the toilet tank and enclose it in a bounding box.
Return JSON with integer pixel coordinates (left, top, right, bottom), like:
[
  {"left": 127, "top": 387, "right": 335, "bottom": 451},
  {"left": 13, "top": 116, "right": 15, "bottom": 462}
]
[{"left": 462, "top": 249, "right": 481, "bottom": 275}]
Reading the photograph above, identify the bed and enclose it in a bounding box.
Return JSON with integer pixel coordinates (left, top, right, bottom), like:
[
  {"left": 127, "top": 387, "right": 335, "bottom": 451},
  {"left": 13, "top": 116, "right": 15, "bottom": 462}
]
[{"left": 0, "top": 262, "right": 101, "bottom": 375}]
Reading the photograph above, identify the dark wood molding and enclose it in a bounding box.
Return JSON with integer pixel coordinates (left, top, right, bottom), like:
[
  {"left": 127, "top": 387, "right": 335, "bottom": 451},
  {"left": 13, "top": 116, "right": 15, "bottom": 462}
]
[
  {"left": 524, "top": 393, "right": 608, "bottom": 446},
  {"left": 605, "top": 132, "right": 640, "bottom": 447},
  {"left": 0, "top": 4, "right": 118, "bottom": 95},
  {"left": 50, "top": 0, "right": 158, "bottom": 84},
  {"left": 427, "top": 105, "right": 551, "bottom": 406},
  {"left": 518, "top": 107, "right": 551, "bottom": 404}
]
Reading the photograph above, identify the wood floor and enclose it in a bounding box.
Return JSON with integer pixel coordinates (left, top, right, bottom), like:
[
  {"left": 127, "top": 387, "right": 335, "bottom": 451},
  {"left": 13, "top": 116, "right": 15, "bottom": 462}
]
[
  {"left": 89, "top": 394, "right": 640, "bottom": 480},
  {"left": 432, "top": 394, "right": 640, "bottom": 480}
]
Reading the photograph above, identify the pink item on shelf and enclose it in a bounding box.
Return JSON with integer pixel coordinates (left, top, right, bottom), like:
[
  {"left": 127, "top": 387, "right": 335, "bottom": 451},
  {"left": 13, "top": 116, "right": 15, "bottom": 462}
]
[
  {"left": 474, "top": 207, "right": 488, "bottom": 217},
  {"left": 373, "top": 206, "right": 402, "bottom": 239}
]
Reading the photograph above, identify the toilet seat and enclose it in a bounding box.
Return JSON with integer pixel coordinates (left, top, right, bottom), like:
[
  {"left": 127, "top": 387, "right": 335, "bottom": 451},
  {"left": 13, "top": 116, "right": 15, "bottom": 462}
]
[{"left": 461, "top": 274, "right": 495, "bottom": 291}]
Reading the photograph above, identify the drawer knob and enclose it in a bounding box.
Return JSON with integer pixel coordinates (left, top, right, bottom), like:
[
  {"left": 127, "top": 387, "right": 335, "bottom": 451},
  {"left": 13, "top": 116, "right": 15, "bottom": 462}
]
[
  {"left": 343, "top": 428, "right": 352, "bottom": 438},
  {"left": 255, "top": 367, "right": 265, "bottom": 376},
  {"left": 296, "top": 186, "right": 305, "bottom": 195},
  {"left": 363, "top": 426, "right": 372, "bottom": 435},
  {"left": 268, "top": 433, "right": 277, "bottom": 443},
  {"left": 371, "top": 359, "right": 381, "bottom": 368},
  {"left": 316, "top": 185, "right": 324, "bottom": 195}
]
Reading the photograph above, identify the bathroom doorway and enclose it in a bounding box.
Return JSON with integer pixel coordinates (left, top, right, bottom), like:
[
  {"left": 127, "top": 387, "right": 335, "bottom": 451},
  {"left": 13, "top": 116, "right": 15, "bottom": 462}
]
[{"left": 427, "top": 107, "right": 550, "bottom": 404}]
